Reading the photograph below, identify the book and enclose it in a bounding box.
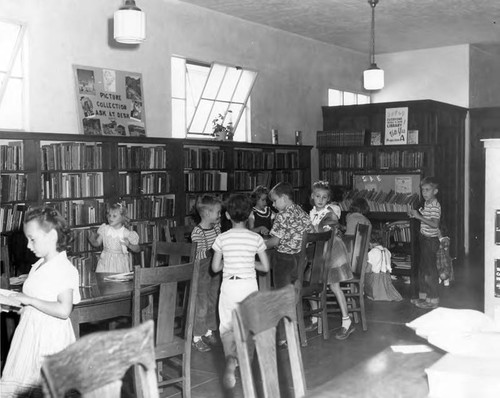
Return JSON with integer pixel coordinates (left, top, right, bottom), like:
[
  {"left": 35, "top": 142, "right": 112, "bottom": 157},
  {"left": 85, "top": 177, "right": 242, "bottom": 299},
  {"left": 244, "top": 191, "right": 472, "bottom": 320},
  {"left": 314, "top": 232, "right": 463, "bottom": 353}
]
[
  {"left": 408, "top": 130, "right": 419, "bottom": 145},
  {"left": 0, "top": 288, "right": 22, "bottom": 311},
  {"left": 370, "top": 131, "right": 382, "bottom": 146}
]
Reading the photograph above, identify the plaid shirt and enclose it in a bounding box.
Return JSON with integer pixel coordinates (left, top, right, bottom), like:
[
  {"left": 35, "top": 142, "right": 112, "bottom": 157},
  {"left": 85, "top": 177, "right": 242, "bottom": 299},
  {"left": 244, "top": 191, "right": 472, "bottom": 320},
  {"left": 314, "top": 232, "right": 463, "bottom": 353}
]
[{"left": 270, "top": 203, "right": 313, "bottom": 254}]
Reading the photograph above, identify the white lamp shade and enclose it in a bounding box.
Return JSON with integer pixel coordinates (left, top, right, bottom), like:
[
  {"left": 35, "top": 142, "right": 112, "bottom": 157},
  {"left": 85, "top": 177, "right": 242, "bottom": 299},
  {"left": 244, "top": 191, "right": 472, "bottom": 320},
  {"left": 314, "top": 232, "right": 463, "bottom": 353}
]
[
  {"left": 363, "top": 66, "right": 384, "bottom": 90},
  {"left": 114, "top": 9, "right": 146, "bottom": 44}
]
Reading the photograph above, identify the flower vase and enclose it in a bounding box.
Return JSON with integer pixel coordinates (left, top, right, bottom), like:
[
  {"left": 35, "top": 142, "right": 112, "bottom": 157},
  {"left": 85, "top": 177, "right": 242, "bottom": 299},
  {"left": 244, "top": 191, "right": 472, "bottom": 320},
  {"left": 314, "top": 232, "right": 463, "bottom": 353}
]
[{"left": 214, "top": 130, "right": 226, "bottom": 141}]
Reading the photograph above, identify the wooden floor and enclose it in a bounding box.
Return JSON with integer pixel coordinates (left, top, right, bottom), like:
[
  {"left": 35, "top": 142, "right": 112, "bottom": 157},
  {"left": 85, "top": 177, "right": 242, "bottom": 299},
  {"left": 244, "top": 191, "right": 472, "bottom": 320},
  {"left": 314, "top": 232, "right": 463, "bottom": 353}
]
[{"left": 178, "top": 254, "right": 484, "bottom": 398}]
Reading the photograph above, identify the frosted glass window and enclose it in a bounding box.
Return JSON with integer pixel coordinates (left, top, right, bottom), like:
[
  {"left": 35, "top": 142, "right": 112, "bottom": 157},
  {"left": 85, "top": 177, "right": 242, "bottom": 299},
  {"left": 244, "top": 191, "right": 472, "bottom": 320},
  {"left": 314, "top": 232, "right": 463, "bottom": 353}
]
[
  {"left": 0, "top": 20, "right": 27, "bottom": 131},
  {"left": 328, "top": 89, "right": 342, "bottom": 106},
  {"left": 328, "top": 89, "right": 371, "bottom": 106},
  {"left": 343, "top": 92, "right": 356, "bottom": 105}
]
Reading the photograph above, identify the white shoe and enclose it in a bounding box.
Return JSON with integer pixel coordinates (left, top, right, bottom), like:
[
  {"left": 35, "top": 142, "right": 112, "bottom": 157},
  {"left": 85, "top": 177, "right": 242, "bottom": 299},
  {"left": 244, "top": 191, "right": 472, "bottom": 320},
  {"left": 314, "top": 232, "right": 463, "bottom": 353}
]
[{"left": 443, "top": 279, "right": 450, "bottom": 287}]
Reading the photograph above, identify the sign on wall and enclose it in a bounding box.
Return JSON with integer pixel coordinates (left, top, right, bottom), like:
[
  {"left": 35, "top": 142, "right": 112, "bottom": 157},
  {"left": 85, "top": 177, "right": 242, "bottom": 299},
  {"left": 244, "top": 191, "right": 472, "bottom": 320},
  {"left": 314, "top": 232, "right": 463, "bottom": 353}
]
[
  {"left": 73, "top": 65, "right": 146, "bottom": 136},
  {"left": 384, "top": 107, "right": 408, "bottom": 145}
]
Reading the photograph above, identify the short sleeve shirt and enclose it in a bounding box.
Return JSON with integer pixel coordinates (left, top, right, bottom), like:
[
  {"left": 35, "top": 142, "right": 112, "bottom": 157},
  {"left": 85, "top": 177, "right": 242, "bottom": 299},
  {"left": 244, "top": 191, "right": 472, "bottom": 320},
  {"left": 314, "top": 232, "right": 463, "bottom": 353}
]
[
  {"left": 420, "top": 198, "right": 441, "bottom": 237},
  {"left": 270, "top": 203, "right": 313, "bottom": 254},
  {"left": 191, "top": 223, "right": 222, "bottom": 259}
]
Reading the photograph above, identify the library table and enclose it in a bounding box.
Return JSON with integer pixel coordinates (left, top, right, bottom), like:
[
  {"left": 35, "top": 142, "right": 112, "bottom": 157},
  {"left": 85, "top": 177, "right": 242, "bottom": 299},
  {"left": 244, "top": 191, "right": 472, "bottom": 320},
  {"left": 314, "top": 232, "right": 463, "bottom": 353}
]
[
  {"left": 70, "top": 273, "right": 157, "bottom": 338},
  {"left": 305, "top": 341, "right": 443, "bottom": 398}
]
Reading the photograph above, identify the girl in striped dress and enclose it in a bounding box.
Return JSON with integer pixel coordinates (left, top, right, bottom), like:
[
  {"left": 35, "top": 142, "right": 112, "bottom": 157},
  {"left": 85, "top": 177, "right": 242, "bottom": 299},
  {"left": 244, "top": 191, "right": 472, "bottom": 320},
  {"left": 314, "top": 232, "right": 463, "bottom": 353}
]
[{"left": 0, "top": 206, "right": 81, "bottom": 397}]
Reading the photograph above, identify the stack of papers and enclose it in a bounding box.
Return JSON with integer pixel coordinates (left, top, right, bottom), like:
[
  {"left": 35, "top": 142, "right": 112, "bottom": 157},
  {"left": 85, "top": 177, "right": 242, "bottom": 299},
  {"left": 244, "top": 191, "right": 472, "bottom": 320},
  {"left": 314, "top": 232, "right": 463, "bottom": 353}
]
[
  {"left": 103, "top": 272, "right": 134, "bottom": 282},
  {"left": 0, "top": 288, "right": 22, "bottom": 311}
]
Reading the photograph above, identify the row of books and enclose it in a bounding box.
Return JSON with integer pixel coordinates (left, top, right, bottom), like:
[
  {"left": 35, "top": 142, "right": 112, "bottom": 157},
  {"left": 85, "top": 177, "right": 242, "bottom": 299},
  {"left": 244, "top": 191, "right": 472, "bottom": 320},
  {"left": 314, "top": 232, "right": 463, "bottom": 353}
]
[
  {"left": 41, "top": 142, "right": 103, "bottom": 171},
  {"left": 317, "top": 130, "right": 367, "bottom": 147},
  {"left": 378, "top": 150, "right": 425, "bottom": 169},
  {"left": 0, "top": 204, "right": 27, "bottom": 233},
  {"left": 234, "top": 150, "right": 275, "bottom": 170},
  {"left": 42, "top": 172, "right": 104, "bottom": 199},
  {"left": 320, "top": 169, "right": 353, "bottom": 187},
  {"left": 275, "top": 170, "right": 304, "bottom": 187},
  {"left": 384, "top": 223, "right": 412, "bottom": 243},
  {"left": 184, "top": 171, "right": 228, "bottom": 192},
  {"left": 1, "top": 141, "right": 23, "bottom": 170},
  {"left": 320, "top": 152, "right": 374, "bottom": 169},
  {"left": 234, "top": 171, "right": 272, "bottom": 191},
  {"left": 123, "top": 195, "right": 176, "bottom": 219},
  {"left": 130, "top": 219, "right": 176, "bottom": 244},
  {"left": 118, "top": 172, "right": 172, "bottom": 195},
  {"left": 340, "top": 189, "right": 420, "bottom": 213},
  {"left": 275, "top": 152, "right": 300, "bottom": 169},
  {"left": 391, "top": 253, "right": 412, "bottom": 269},
  {"left": 117, "top": 145, "right": 169, "bottom": 170},
  {"left": 184, "top": 147, "right": 226, "bottom": 170},
  {"left": 1, "top": 174, "right": 27, "bottom": 202},
  {"left": 45, "top": 199, "right": 107, "bottom": 227}
]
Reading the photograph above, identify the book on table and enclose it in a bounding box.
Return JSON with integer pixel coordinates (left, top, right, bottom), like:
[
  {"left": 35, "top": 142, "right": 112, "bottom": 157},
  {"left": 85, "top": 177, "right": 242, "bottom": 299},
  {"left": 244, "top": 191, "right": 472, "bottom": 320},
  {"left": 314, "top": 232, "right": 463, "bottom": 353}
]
[{"left": 0, "top": 288, "right": 22, "bottom": 311}]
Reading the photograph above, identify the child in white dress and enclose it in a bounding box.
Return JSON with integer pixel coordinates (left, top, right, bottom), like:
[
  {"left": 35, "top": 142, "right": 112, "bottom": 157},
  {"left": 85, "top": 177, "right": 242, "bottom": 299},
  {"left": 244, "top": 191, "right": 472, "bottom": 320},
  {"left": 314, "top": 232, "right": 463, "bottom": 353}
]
[
  {"left": 0, "top": 206, "right": 81, "bottom": 396},
  {"left": 88, "top": 202, "right": 140, "bottom": 273}
]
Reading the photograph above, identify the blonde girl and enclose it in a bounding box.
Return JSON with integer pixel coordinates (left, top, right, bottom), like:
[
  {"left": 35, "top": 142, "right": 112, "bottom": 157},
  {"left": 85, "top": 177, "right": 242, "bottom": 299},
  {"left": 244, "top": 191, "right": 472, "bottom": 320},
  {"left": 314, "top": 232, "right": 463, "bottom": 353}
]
[
  {"left": 88, "top": 202, "right": 140, "bottom": 273},
  {"left": 0, "top": 206, "right": 81, "bottom": 396}
]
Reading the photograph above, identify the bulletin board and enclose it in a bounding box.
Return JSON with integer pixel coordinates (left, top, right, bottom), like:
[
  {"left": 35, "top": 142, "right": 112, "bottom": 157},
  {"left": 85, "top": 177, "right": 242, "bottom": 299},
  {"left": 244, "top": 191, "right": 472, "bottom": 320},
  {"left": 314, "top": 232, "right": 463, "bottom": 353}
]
[
  {"left": 73, "top": 65, "right": 146, "bottom": 136},
  {"left": 353, "top": 173, "right": 421, "bottom": 195}
]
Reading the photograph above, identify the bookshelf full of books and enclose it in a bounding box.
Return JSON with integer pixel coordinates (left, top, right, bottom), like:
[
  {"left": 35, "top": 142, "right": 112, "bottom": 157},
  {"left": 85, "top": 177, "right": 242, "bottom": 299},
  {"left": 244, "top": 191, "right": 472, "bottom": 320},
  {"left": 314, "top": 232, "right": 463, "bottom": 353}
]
[{"left": 1, "top": 132, "right": 312, "bottom": 275}]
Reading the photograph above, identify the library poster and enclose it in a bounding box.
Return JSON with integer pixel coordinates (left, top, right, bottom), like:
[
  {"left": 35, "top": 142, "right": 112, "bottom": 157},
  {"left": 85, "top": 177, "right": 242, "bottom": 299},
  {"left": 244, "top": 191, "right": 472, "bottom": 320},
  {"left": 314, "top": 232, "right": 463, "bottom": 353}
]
[
  {"left": 384, "top": 107, "right": 408, "bottom": 145},
  {"left": 73, "top": 65, "right": 146, "bottom": 136}
]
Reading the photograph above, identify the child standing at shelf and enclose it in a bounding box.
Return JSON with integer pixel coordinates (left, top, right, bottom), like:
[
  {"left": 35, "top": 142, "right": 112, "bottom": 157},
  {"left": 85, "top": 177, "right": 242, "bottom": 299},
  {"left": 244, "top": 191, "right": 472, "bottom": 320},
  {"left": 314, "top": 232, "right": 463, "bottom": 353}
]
[
  {"left": 88, "top": 202, "right": 140, "bottom": 273},
  {"left": 308, "top": 181, "right": 357, "bottom": 339},
  {"left": 211, "top": 194, "right": 269, "bottom": 389},
  {"left": 248, "top": 185, "right": 275, "bottom": 236},
  {"left": 408, "top": 177, "right": 441, "bottom": 309},
  {"left": 0, "top": 206, "right": 81, "bottom": 396},
  {"left": 190, "top": 195, "right": 223, "bottom": 352},
  {"left": 345, "top": 197, "right": 372, "bottom": 236}
]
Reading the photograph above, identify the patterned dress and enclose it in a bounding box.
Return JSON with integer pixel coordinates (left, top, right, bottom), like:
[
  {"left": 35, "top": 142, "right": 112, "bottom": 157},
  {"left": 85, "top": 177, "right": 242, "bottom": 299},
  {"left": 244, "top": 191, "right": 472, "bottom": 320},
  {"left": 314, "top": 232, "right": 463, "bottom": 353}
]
[
  {"left": 0, "top": 252, "right": 81, "bottom": 396},
  {"left": 95, "top": 224, "right": 139, "bottom": 273}
]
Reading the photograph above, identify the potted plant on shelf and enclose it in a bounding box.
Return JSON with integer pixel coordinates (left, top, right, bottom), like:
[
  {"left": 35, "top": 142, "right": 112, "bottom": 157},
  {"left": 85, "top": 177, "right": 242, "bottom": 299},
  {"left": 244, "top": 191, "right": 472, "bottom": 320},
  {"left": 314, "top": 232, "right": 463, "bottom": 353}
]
[{"left": 211, "top": 112, "right": 234, "bottom": 141}]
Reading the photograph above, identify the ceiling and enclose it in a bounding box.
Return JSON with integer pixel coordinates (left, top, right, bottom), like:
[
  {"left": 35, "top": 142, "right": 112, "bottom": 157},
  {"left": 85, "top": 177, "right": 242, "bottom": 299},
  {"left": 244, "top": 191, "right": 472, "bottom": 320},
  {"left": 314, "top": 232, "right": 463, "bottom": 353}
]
[{"left": 178, "top": 0, "right": 500, "bottom": 54}]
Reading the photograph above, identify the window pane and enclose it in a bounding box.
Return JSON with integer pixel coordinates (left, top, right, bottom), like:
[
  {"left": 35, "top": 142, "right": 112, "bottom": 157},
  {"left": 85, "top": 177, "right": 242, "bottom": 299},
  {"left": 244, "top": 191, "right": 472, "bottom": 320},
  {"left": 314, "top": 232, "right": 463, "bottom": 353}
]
[
  {"left": 172, "top": 98, "right": 186, "bottom": 138},
  {"left": 233, "top": 106, "right": 247, "bottom": 142},
  {"left": 207, "top": 102, "right": 230, "bottom": 134},
  {"left": 171, "top": 57, "right": 185, "bottom": 98},
  {"left": 343, "top": 91, "right": 356, "bottom": 105},
  {"left": 232, "top": 70, "right": 256, "bottom": 103},
  {"left": 328, "top": 89, "right": 342, "bottom": 106},
  {"left": 203, "top": 64, "right": 225, "bottom": 99},
  {"left": 0, "top": 78, "right": 23, "bottom": 130},
  {"left": 0, "top": 22, "right": 21, "bottom": 71},
  {"left": 357, "top": 94, "right": 370, "bottom": 104},
  {"left": 217, "top": 67, "right": 240, "bottom": 102},
  {"left": 189, "top": 99, "right": 213, "bottom": 133}
]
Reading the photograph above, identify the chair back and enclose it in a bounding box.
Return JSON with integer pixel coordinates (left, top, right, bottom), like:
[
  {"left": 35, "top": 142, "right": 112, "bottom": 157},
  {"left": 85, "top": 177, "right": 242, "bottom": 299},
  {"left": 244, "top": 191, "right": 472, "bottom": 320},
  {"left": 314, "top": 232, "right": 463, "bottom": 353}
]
[
  {"left": 351, "top": 223, "right": 372, "bottom": 277},
  {"left": 233, "top": 284, "right": 306, "bottom": 398},
  {"left": 297, "top": 230, "right": 333, "bottom": 287},
  {"left": 41, "top": 320, "right": 158, "bottom": 398},
  {"left": 133, "top": 260, "right": 200, "bottom": 395},
  {"left": 165, "top": 225, "right": 194, "bottom": 243},
  {"left": 150, "top": 240, "right": 197, "bottom": 267}
]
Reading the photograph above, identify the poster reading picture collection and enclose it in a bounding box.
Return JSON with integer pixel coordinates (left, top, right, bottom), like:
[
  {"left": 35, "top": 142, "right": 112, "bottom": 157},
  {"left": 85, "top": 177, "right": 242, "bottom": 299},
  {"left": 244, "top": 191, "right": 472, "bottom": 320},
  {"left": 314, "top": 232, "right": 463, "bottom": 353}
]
[{"left": 73, "top": 65, "right": 146, "bottom": 136}]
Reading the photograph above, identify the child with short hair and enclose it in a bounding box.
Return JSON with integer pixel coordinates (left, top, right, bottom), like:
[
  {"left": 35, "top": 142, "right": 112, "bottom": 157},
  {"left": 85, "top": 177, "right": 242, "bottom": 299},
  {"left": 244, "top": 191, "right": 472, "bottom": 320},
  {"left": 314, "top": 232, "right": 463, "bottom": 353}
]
[
  {"left": 408, "top": 176, "right": 441, "bottom": 309},
  {"left": 0, "top": 206, "right": 81, "bottom": 396},
  {"left": 212, "top": 194, "right": 269, "bottom": 389},
  {"left": 88, "top": 202, "right": 140, "bottom": 273},
  {"left": 190, "top": 195, "right": 222, "bottom": 352},
  {"left": 248, "top": 185, "right": 275, "bottom": 236},
  {"left": 345, "top": 197, "right": 371, "bottom": 236}
]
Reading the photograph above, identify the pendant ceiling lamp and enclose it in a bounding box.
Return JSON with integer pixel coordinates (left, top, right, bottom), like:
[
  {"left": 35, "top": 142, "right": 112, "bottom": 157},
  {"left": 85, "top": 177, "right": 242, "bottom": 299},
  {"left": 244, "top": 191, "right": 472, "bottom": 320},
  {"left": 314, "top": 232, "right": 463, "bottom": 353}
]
[
  {"left": 363, "top": 0, "right": 384, "bottom": 90},
  {"left": 114, "top": 0, "right": 146, "bottom": 44}
]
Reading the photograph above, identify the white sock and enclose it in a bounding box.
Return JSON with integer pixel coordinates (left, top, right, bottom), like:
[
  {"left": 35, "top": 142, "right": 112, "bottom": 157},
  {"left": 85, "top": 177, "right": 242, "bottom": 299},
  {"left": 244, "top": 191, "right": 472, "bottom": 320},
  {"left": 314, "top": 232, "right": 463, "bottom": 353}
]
[
  {"left": 204, "top": 330, "right": 213, "bottom": 336},
  {"left": 342, "top": 316, "right": 351, "bottom": 330},
  {"left": 193, "top": 336, "right": 202, "bottom": 342}
]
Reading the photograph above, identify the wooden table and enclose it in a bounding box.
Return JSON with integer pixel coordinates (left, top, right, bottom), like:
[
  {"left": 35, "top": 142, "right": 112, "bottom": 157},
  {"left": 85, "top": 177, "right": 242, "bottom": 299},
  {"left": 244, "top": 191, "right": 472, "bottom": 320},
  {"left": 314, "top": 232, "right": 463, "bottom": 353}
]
[
  {"left": 71, "top": 273, "right": 156, "bottom": 338},
  {"left": 305, "top": 342, "right": 443, "bottom": 398}
]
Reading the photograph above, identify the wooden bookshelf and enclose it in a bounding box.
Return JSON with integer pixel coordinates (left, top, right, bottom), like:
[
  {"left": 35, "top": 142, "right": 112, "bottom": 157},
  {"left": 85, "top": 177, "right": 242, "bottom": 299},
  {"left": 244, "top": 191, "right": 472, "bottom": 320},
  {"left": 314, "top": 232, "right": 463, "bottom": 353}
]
[{"left": 0, "top": 132, "right": 312, "bottom": 272}]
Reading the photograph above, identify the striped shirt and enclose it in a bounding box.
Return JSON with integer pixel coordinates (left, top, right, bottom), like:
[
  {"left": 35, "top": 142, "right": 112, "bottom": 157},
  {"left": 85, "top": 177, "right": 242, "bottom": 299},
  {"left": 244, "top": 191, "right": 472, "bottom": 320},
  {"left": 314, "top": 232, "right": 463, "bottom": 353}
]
[
  {"left": 191, "top": 223, "right": 222, "bottom": 259},
  {"left": 419, "top": 198, "right": 441, "bottom": 237},
  {"left": 212, "top": 229, "right": 266, "bottom": 280}
]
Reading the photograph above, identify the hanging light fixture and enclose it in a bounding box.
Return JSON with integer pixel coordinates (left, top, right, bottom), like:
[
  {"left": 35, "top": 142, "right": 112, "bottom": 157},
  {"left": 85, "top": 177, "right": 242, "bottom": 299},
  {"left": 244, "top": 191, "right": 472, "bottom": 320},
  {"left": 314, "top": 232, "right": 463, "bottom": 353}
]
[
  {"left": 114, "top": 0, "right": 146, "bottom": 44},
  {"left": 363, "top": 0, "right": 384, "bottom": 90}
]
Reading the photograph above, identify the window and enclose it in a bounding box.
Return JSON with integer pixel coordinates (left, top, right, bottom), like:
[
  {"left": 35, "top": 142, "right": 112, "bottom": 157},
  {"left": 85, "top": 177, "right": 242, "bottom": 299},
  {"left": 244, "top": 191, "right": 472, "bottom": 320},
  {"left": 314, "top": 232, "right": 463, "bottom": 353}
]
[
  {"left": 171, "top": 56, "right": 257, "bottom": 141},
  {"left": 328, "top": 89, "right": 370, "bottom": 106},
  {"left": 0, "top": 19, "right": 27, "bottom": 130}
]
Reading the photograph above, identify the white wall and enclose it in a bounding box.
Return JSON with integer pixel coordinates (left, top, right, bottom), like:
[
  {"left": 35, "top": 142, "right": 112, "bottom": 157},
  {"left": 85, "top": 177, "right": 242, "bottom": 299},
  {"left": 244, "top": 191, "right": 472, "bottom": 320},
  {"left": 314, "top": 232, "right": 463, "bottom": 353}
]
[{"left": 373, "top": 45, "right": 470, "bottom": 108}]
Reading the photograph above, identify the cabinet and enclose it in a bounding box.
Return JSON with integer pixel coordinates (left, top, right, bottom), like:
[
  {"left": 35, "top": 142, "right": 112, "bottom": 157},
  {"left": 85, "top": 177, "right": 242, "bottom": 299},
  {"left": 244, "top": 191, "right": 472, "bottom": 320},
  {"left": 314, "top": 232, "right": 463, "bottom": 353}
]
[
  {"left": 320, "top": 100, "right": 467, "bottom": 262},
  {"left": 0, "top": 132, "right": 311, "bottom": 273}
]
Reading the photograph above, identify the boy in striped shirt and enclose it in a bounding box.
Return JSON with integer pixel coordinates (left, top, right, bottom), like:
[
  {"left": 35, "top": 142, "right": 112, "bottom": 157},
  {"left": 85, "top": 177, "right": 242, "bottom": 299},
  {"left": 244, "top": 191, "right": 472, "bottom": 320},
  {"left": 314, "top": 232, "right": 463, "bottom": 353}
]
[
  {"left": 408, "top": 177, "right": 441, "bottom": 309},
  {"left": 212, "top": 194, "right": 270, "bottom": 389}
]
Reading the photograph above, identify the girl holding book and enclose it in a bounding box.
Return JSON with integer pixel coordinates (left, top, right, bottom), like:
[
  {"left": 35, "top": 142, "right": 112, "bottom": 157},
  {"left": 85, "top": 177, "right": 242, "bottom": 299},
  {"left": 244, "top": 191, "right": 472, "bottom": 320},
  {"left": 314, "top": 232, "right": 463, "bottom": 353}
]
[{"left": 0, "top": 206, "right": 81, "bottom": 396}]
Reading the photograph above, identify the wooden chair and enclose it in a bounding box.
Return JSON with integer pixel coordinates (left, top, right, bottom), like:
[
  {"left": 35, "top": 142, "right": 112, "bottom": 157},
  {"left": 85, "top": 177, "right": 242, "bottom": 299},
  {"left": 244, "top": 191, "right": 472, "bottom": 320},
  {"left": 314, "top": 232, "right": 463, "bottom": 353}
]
[
  {"left": 150, "top": 240, "right": 197, "bottom": 267},
  {"left": 326, "top": 223, "right": 372, "bottom": 331},
  {"left": 41, "top": 320, "right": 158, "bottom": 398},
  {"left": 133, "top": 260, "right": 200, "bottom": 398},
  {"left": 165, "top": 224, "right": 194, "bottom": 243},
  {"left": 295, "top": 230, "right": 332, "bottom": 346},
  {"left": 233, "top": 284, "right": 306, "bottom": 398}
]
